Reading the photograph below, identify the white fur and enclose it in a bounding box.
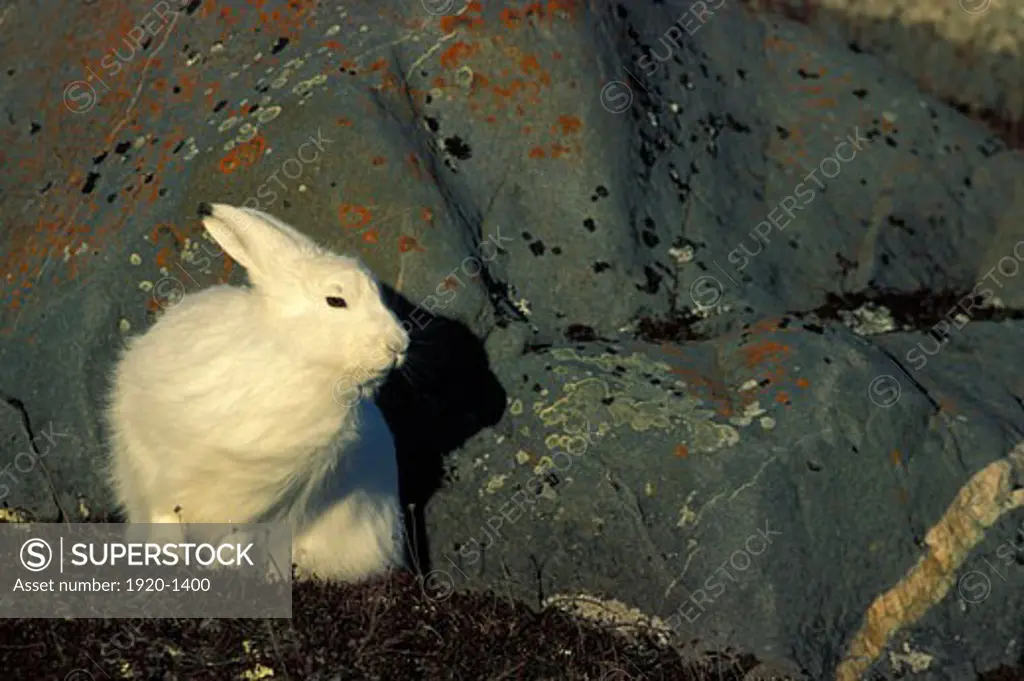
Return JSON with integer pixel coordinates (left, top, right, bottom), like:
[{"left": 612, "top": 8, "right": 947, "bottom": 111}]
[{"left": 104, "top": 203, "right": 409, "bottom": 582}]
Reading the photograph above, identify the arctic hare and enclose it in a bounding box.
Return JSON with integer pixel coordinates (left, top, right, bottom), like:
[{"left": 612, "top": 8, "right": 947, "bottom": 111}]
[{"left": 105, "top": 202, "right": 409, "bottom": 582}]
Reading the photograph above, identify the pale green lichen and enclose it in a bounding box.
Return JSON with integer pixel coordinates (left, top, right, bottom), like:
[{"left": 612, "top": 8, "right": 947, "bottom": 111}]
[
  {"left": 485, "top": 474, "right": 508, "bottom": 494},
  {"left": 532, "top": 347, "right": 740, "bottom": 456}
]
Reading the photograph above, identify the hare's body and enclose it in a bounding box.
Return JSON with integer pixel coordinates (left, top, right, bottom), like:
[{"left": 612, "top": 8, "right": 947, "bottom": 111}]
[{"left": 105, "top": 203, "right": 409, "bottom": 582}]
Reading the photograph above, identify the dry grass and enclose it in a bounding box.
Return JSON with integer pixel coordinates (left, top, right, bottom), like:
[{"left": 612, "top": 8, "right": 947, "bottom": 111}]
[{"left": 0, "top": 571, "right": 784, "bottom": 681}]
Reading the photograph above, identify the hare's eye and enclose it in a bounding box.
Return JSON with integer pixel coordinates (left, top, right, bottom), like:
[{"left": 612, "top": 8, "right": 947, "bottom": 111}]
[{"left": 325, "top": 296, "right": 347, "bottom": 308}]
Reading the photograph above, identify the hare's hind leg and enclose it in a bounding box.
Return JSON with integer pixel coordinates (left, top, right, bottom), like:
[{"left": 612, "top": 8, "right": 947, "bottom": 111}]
[{"left": 293, "top": 492, "right": 404, "bottom": 583}]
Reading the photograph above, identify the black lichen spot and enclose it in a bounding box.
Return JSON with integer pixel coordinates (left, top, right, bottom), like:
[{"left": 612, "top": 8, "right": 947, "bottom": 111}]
[
  {"left": 81, "top": 172, "right": 100, "bottom": 194},
  {"left": 424, "top": 116, "right": 440, "bottom": 133},
  {"left": 93, "top": 151, "right": 108, "bottom": 164},
  {"left": 592, "top": 261, "right": 610, "bottom": 273},
  {"left": 183, "top": 0, "right": 201, "bottom": 14},
  {"left": 443, "top": 135, "right": 472, "bottom": 160},
  {"left": 106, "top": 192, "right": 117, "bottom": 203},
  {"left": 213, "top": 99, "right": 227, "bottom": 113},
  {"left": 172, "top": 140, "right": 185, "bottom": 154},
  {"left": 115, "top": 141, "right": 131, "bottom": 154},
  {"left": 529, "top": 240, "right": 546, "bottom": 256},
  {"left": 172, "top": 85, "right": 181, "bottom": 94},
  {"left": 807, "top": 460, "right": 822, "bottom": 472},
  {"left": 551, "top": 246, "right": 562, "bottom": 255},
  {"left": 565, "top": 324, "right": 596, "bottom": 341},
  {"left": 736, "top": 69, "right": 747, "bottom": 80},
  {"left": 582, "top": 218, "right": 596, "bottom": 232},
  {"left": 595, "top": 185, "right": 609, "bottom": 198},
  {"left": 143, "top": 173, "right": 154, "bottom": 184},
  {"left": 802, "top": 322, "right": 824, "bottom": 334},
  {"left": 271, "top": 37, "right": 289, "bottom": 54},
  {"left": 775, "top": 126, "right": 790, "bottom": 140},
  {"left": 636, "top": 265, "right": 661, "bottom": 294},
  {"left": 885, "top": 136, "right": 898, "bottom": 148},
  {"left": 796, "top": 68, "right": 820, "bottom": 80},
  {"left": 29, "top": 122, "right": 41, "bottom": 135},
  {"left": 521, "top": 231, "right": 532, "bottom": 240},
  {"left": 725, "top": 113, "right": 750, "bottom": 133},
  {"left": 641, "top": 230, "right": 659, "bottom": 248},
  {"left": 852, "top": 89, "right": 868, "bottom": 99}
]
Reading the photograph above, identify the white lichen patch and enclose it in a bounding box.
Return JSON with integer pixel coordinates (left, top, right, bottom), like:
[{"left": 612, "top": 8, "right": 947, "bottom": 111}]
[
  {"left": 728, "top": 400, "right": 767, "bottom": 427},
  {"left": 129, "top": 253, "right": 142, "bottom": 265},
  {"left": 515, "top": 450, "right": 531, "bottom": 465},
  {"left": 218, "top": 116, "right": 240, "bottom": 132},
  {"left": 548, "top": 348, "right": 674, "bottom": 376},
  {"left": 509, "top": 398, "right": 523, "bottom": 415},
  {"left": 182, "top": 137, "right": 200, "bottom": 161},
  {"left": 543, "top": 592, "right": 672, "bottom": 645},
  {"left": 888, "top": 641, "right": 933, "bottom": 674},
  {"left": 293, "top": 74, "right": 327, "bottom": 97},
  {"left": 738, "top": 378, "right": 759, "bottom": 392},
  {"left": 255, "top": 105, "right": 282, "bottom": 124},
  {"left": 838, "top": 302, "right": 896, "bottom": 336},
  {"left": 668, "top": 244, "right": 694, "bottom": 264},
  {"left": 677, "top": 490, "right": 699, "bottom": 529},
  {"left": 235, "top": 123, "right": 258, "bottom": 144}
]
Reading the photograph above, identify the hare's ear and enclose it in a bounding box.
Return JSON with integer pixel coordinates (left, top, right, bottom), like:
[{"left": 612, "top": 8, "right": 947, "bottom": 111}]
[{"left": 198, "top": 202, "right": 311, "bottom": 282}]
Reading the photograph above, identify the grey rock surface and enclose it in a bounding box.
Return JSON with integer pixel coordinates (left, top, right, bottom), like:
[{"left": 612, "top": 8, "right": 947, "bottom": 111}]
[{"left": 1, "top": 0, "right": 1022, "bottom": 679}]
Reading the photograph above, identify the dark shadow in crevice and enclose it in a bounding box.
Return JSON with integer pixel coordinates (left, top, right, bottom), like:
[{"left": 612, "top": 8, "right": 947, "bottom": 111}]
[{"left": 377, "top": 285, "right": 507, "bottom": 577}]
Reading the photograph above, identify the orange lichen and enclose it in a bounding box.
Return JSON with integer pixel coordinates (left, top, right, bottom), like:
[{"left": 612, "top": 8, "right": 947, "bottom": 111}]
[
  {"left": 739, "top": 341, "right": 791, "bottom": 368},
  {"left": 338, "top": 204, "right": 372, "bottom": 229},
  {"left": 440, "top": 0, "right": 484, "bottom": 33},
  {"left": 397, "top": 235, "right": 424, "bottom": 253},
  {"left": 440, "top": 41, "right": 477, "bottom": 69},
  {"left": 555, "top": 115, "right": 582, "bottom": 134},
  {"left": 674, "top": 444, "right": 689, "bottom": 459}
]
